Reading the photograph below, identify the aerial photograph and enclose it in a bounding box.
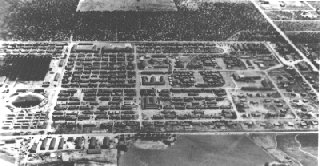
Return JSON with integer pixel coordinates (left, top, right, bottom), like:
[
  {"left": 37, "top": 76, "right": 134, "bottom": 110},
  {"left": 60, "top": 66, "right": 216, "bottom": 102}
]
[{"left": 0, "top": 0, "right": 318, "bottom": 166}]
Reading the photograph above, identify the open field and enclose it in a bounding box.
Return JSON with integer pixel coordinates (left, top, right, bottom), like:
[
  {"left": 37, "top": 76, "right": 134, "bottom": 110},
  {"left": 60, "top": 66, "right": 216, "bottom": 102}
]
[
  {"left": 307, "top": 1, "right": 320, "bottom": 8},
  {"left": 249, "top": 133, "right": 319, "bottom": 165},
  {"left": 296, "top": 133, "right": 318, "bottom": 157},
  {"left": 286, "top": 31, "right": 320, "bottom": 43},
  {"left": 259, "top": 1, "right": 313, "bottom": 10},
  {"left": 0, "top": 153, "right": 15, "bottom": 166},
  {"left": 276, "top": 21, "right": 320, "bottom": 31},
  {"left": 278, "top": 1, "right": 313, "bottom": 10},
  {"left": 266, "top": 10, "right": 320, "bottom": 20},
  {"left": 119, "top": 135, "right": 273, "bottom": 166},
  {"left": 0, "top": 0, "right": 11, "bottom": 37},
  {"left": 276, "top": 134, "right": 318, "bottom": 166},
  {"left": 249, "top": 133, "right": 292, "bottom": 164},
  {"left": 77, "top": 0, "right": 177, "bottom": 12},
  {"left": 265, "top": 11, "right": 293, "bottom": 20}
]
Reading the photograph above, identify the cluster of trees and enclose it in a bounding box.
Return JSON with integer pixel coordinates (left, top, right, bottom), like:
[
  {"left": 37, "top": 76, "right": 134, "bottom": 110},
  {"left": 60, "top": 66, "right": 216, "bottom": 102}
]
[
  {"left": 1, "top": 0, "right": 79, "bottom": 41},
  {"left": 1, "top": 0, "right": 276, "bottom": 41}
]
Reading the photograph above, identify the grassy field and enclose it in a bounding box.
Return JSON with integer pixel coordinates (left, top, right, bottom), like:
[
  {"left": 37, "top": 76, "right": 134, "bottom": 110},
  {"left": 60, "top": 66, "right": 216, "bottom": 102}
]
[
  {"left": 307, "top": 1, "right": 320, "bottom": 8},
  {"left": 266, "top": 11, "right": 293, "bottom": 20},
  {"left": 296, "top": 133, "right": 318, "bottom": 157},
  {"left": 276, "top": 21, "right": 320, "bottom": 31},
  {"left": 119, "top": 135, "right": 273, "bottom": 166},
  {"left": 249, "top": 133, "right": 277, "bottom": 149},
  {"left": 267, "top": 11, "right": 320, "bottom": 20},
  {"left": 77, "top": 0, "right": 177, "bottom": 12},
  {"left": 286, "top": 32, "right": 320, "bottom": 43},
  {"left": 280, "top": 1, "right": 313, "bottom": 10},
  {"left": 276, "top": 134, "right": 318, "bottom": 166},
  {"left": 297, "top": 133, "right": 318, "bottom": 147},
  {"left": 0, "top": 153, "right": 15, "bottom": 166},
  {"left": 261, "top": 1, "right": 312, "bottom": 10},
  {"left": 0, "top": 0, "right": 10, "bottom": 34}
]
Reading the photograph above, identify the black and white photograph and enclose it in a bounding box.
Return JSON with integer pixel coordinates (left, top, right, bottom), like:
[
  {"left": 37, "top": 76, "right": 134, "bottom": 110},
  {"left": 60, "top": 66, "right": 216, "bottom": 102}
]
[{"left": 0, "top": 0, "right": 318, "bottom": 165}]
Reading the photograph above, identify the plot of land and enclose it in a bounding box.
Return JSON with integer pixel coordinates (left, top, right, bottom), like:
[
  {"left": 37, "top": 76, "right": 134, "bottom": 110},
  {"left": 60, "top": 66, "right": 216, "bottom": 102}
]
[
  {"left": 286, "top": 31, "right": 320, "bottom": 43},
  {"left": 265, "top": 11, "right": 294, "bottom": 20},
  {"left": 119, "top": 135, "right": 273, "bottom": 166},
  {"left": 77, "top": 0, "right": 177, "bottom": 12},
  {"left": 0, "top": 0, "right": 11, "bottom": 39},
  {"left": 296, "top": 133, "right": 318, "bottom": 157},
  {"left": 279, "top": 1, "right": 313, "bottom": 10},
  {"left": 276, "top": 134, "right": 318, "bottom": 166},
  {"left": 260, "top": 1, "right": 313, "bottom": 10},
  {"left": 276, "top": 21, "right": 320, "bottom": 31},
  {"left": 266, "top": 11, "right": 320, "bottom": 20},
  {"left": 307, "top": 1, "right": 320, "bottom": 8}
]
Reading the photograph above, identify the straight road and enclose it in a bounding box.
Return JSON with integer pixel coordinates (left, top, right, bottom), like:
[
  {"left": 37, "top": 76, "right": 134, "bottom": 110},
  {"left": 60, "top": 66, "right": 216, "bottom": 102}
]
[{"left": 250, "top": 0, "right": 319, "bottom": 72}]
